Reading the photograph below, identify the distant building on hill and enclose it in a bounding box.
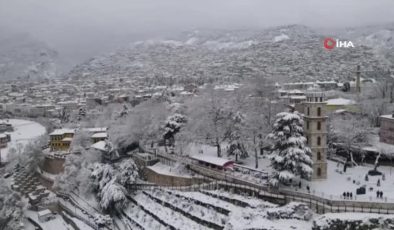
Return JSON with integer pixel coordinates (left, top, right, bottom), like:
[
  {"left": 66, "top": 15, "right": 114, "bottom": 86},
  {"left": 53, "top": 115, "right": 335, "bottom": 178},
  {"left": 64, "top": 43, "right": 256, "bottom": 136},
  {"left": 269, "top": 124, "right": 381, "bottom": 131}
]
[
  {"left": 379, "top": 115, "right": 394, "bottom": 145},
  {"left": 325, "top": 98, "right": 358, "bottom": 113}
]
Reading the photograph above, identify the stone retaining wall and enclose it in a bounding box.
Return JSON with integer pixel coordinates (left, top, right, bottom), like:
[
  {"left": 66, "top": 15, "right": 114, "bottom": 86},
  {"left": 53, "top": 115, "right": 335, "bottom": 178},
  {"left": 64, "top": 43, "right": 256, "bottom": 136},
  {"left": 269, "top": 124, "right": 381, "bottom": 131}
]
[{"left": 143, "top": 167, "right": 208, "bottom": 186}]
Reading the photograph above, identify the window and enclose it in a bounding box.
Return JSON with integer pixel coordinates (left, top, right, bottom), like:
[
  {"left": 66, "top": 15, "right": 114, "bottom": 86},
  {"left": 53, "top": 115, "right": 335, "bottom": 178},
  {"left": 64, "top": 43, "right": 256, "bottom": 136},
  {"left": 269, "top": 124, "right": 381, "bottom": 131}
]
[
  {"left": 320, "top": 97, "right": 323, "bottom": 102},
  {"left": 307, "top": 121, "right": 310, "bottom": 129},
  {"left": 307, "top": 107, "right": 310, "bottom": 116},
  {"left": 317, "top": 121, "right": 321, "bottom": 130},
  {"left": 317, "top": 136, "right": 321, "bottom": 146},
  {"left": 317, "top": 152, "right": 321, "bottom": 160},
  {"left": 317, "top": 167, "right": 322, "bottom": 176},
  {"left": 317, "top": 107, "right": 321, "bottom": 116}
]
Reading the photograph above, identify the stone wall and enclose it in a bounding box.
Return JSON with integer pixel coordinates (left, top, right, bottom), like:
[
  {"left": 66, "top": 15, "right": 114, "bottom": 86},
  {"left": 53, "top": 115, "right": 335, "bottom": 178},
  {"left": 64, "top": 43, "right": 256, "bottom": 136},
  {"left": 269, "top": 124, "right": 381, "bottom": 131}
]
[
  {"left": 143, "top": 167, "right": 207, "bottom": 186},
  {"left": 42, "top": 156, "right": 65, "bottom": 174}
]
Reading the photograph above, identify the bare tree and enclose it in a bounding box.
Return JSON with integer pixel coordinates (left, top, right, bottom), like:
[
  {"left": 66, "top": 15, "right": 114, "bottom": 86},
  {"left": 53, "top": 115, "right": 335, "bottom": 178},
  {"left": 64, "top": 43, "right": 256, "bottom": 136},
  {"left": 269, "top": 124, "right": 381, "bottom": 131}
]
[
  {"left": 243, "top": 75, "right": 283, "bottom": 168},
  {"left": 331, "top": 114, "right": 371, "bottom": 166},
  {"left": 184, "top": 87, "right": 245, "bottom": 157}
]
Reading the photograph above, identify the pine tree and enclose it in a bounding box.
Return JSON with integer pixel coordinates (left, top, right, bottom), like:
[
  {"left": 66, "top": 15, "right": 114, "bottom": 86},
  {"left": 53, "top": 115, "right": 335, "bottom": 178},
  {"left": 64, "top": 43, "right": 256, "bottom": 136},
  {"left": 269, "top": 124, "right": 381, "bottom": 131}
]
[{"left": 267, "top": 111, "right": 313, "bottom": 186}]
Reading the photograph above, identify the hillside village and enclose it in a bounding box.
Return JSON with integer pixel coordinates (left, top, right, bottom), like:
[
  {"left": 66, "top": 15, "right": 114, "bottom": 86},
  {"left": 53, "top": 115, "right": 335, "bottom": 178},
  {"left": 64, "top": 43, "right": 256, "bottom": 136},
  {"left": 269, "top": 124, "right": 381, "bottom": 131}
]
[{"left": 2, "top": 23, "right": 394, "bottom": 230}]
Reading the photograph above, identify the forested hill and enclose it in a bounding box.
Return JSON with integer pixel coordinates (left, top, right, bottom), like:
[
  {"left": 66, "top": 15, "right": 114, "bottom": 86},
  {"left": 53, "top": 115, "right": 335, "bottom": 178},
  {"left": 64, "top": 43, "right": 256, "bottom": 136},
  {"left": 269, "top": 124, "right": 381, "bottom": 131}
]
[
  {"left": 0, "top": 34, "right": 58, "bottom": 81},
  {"left": 65, "top": 25, "right": 393, "bottom": 84}
]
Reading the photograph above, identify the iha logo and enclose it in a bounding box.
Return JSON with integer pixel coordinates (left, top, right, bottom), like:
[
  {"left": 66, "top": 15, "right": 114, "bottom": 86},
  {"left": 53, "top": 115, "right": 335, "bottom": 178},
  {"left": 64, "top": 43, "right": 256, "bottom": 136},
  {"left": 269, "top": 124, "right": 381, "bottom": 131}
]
[{"left": 323, "top": 37, "right": 354, "bottom": 50}]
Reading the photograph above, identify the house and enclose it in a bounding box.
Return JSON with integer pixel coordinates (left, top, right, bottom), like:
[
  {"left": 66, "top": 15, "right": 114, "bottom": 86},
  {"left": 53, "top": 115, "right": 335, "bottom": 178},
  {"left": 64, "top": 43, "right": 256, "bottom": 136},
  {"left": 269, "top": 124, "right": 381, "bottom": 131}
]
[
  {"left": 0, "top": 122, "right": 13, "bottom": 133},
  {"left": 37, "top": 209, "right": 53, "bottom": 222},
  {"left": 0, "top": 133, "right": 10, "bottom": 148},
  {"left": 49, "top": 128, "right": 75, "bottom": 151},
  {"left": 325, "top": 98, "right": 358, "bottom": 113},
  {"left": 91, "top": 132, "right": 108, "bottom": 143},
  {"left": 379, "top": 114, "right": 394, "bottom": 145}
]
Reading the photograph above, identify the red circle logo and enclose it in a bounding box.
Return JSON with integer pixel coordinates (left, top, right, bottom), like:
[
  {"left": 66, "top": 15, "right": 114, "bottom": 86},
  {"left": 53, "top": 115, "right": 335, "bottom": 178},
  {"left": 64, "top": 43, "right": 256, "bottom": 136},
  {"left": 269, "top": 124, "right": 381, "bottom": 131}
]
[{"left": 324, "top": 38, "right": 336, "bottom": 50}]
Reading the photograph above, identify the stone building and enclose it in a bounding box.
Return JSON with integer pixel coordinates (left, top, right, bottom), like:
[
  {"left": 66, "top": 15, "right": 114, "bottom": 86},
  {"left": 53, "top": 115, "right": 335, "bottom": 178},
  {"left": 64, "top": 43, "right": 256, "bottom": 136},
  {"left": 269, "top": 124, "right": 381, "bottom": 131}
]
[
  {"left": 303, "top": 92, "right": 328, "bottom": 179},
  {"left": 379, "top": 115, "right": 394, "bottom": 145}
]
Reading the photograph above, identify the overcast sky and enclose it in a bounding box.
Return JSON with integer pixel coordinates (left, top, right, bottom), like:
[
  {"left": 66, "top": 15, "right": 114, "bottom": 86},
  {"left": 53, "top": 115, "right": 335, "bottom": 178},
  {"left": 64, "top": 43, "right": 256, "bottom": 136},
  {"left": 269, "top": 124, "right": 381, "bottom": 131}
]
[{"left": 1, "top": 0, "right": 394, "bottom": 69}]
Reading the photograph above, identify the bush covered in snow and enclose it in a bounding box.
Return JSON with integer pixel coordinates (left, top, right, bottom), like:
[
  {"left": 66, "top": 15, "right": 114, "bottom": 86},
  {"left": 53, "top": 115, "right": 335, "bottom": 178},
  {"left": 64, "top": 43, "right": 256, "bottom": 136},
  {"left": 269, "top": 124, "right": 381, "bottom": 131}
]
[
  {"left": 266, "top": 202, "right": 313, "bottom": 221},
  {"left": 89, "top": 159, "right": 139, "bottom": 212},
  {"left": 93, "top": 213, "right": 113, "bottom": 227}
]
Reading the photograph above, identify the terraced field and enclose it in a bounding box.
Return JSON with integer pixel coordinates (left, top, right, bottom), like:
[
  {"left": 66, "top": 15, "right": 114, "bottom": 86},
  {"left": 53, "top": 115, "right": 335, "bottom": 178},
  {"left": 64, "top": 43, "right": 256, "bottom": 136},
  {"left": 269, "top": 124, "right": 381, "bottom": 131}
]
[{"left": 122, "top": 188, "right": 313, "bottom": 230}]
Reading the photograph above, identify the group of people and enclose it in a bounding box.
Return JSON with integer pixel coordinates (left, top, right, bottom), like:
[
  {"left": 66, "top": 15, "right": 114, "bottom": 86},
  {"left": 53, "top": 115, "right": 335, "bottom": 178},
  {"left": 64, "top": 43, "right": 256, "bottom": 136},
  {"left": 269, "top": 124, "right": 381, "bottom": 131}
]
[
  {"left": 342, "top": 192, "right": 353, "bottom": 199},
  {"left": 376, "top": 190, "right": 384, "bottom": 198}
]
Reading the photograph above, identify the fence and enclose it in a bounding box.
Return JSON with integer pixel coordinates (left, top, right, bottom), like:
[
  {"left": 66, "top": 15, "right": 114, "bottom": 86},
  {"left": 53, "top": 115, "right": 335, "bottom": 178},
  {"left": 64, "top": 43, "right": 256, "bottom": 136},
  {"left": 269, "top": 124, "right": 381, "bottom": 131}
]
[
  {"left": 187, "top": 164, "right": 394, "bottom": 214},
  {"left": 144, "top": 151, "right": 394, "bottom": 214}
]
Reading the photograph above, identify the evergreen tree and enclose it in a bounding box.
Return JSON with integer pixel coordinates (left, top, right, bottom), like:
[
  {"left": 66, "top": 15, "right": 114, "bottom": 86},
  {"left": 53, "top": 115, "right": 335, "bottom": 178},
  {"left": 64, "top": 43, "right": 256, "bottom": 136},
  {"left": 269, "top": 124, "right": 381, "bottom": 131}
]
[{"left": 267, "top": 111, "right": 313, "bottom": 186}]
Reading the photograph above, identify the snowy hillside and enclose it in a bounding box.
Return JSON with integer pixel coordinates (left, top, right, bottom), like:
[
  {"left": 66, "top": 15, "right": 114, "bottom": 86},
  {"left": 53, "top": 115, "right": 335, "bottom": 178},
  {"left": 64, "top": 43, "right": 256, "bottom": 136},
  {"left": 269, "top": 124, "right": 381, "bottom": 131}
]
[
  {"left": 334, "top": 23, "right": 394, "bottom": 69},
  {"left": 0, "top": 34, "right": 58, "bottom": 81},
  {"left": 65, "top": 25, "right": 389, "bottom": 84}
]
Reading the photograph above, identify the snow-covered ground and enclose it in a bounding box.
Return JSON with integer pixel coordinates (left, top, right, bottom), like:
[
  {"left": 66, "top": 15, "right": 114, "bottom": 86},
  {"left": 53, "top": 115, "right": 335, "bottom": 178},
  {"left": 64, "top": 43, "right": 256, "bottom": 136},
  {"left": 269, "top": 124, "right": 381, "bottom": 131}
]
[
  {"left": 306, "top": 160, "right": 394, "bottom": 202},
  {"left": 132, "top": 189, "right": 313, "bottom": 230},
  {"left": 63, "top": 212, "right": 95, "bottom": 230},
  {"left": 24, "top": 210, "right": 72, "bottom": 230},
  {"left": 202, "top": 189, "right": 277, "bottom": 208},
  {"left": 181, "top": 143, "right": 394, "bottom": 203},
  {"left": 0, "top": 119, "right": 46, "bottom": 161},
  {"left": 133, "top": 187, "right": 394, "bottom": 229},
  {"left": 133, "top": 192, "right": 207, "bottom": 229}
]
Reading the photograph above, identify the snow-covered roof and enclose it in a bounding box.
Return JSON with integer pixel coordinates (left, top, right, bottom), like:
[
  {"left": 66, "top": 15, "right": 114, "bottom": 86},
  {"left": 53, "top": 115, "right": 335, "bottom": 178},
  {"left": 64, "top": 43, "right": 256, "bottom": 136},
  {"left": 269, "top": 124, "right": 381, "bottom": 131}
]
[
  {"left": 91, "top": 140, "right": 106, "bottom": 151},
  {"left": 380, "top": 114, "right": 394, "bottom": 120},
  {"left": 91, "top": 132, "right": 108, "bottom": 138},
  {"left": 49, "top": 128, "right": 75, "bottom": 136},
  {"left": 37, "top": 209, "right": 52, "bottom": 217},
  {"left": 0, "top": 133, "right": 7, "bottom": 138},
  {"left": 190, "top": 155, "right": 234, "bottom": 167},
  {"left": 334, "top": 109, "right": 347, "bottom": 114},
  {"left": 326, "top": 98, "right": 356, "bottom": 106},
  {"left": 273, "top": 34, "right": 290, "bottom": 42},
  {"left": 83, "top": 127, "right": 107, "bottom": 133},
  {"left": 289, "top": 96, "right": 306, "bottom": 99}
]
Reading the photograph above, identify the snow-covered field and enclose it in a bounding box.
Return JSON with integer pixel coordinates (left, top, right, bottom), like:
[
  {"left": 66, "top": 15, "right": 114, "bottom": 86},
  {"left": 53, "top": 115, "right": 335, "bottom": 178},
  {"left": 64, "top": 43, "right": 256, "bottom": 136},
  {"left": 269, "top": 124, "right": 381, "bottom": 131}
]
[{"left": 0, "top": 119, "right": 46, "bottom": 161}]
